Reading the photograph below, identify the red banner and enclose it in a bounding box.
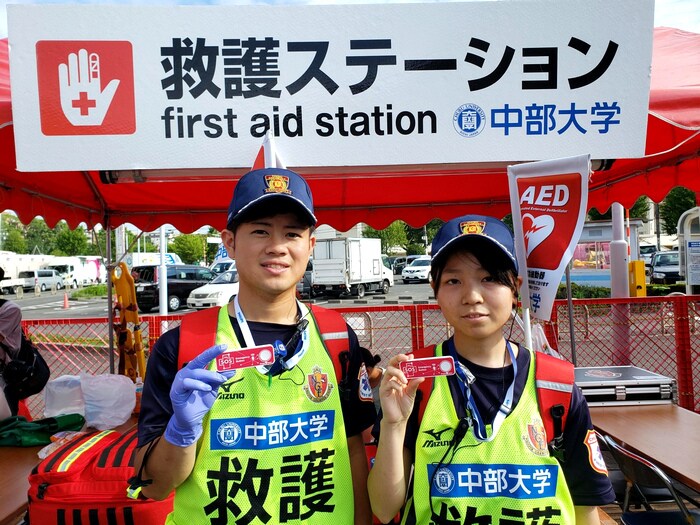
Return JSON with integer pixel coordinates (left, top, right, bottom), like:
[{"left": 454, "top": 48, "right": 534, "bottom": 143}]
[{"left": 508, "top": 156, "right": 589, "bottom": 321}]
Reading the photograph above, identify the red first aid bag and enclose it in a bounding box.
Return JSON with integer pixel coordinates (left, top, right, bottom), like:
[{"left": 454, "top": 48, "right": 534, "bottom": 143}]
[{"left": 27, "top": 428, "right": 173, "bottom": 525}]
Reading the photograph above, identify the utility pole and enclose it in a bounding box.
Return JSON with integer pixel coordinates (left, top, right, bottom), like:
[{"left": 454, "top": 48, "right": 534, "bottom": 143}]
[{"left": 654, "top": 202, "right": 661, "bottom": 251}]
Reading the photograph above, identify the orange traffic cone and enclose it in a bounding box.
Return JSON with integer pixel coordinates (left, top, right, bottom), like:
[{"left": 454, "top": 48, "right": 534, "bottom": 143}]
[{"left": 63, "top": 291, "right": 70, "bottom": 309}]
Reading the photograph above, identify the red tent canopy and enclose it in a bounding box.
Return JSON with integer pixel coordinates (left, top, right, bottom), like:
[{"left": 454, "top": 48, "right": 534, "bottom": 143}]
[{"left": 1, "top": 27, "right": 699, "bottom": 233}]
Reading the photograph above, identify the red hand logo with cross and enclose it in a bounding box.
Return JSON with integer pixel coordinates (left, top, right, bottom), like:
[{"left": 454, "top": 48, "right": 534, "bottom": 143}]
[
  {"left": 57, "top": 49, "right": 119, "bottom": 126},
  {"left": 36, "top": 41, "right": 135, "bottom": 136}
]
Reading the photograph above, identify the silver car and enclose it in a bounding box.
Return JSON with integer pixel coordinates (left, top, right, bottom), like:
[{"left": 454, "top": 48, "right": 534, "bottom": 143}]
[{"left": 187, "top": 270, "right": 240, "bottom": 309}]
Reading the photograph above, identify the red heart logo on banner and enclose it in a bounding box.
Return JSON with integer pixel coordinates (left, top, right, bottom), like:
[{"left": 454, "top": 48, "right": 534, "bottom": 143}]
[{"left": 522, "top": 213, "right": 555, "bottom": 257}]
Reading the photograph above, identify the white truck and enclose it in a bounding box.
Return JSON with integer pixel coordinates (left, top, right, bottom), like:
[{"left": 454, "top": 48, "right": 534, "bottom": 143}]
[
  {"left": 311, "top": 238, "right": 394, "bottom": 298},
  {"left": 0, "top": 251, "right": 56, "bottom": 294},
  {"left": 43, "top": 256, "right": 107, "bottom": 288},
  {"left": 0, "top": 276, "right": 25, "bottom": 295}
]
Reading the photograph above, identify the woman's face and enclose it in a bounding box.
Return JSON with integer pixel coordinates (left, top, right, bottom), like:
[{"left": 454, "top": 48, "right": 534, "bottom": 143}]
[{"left": 432, "top": 251, "right": 518, "bottom": 344}]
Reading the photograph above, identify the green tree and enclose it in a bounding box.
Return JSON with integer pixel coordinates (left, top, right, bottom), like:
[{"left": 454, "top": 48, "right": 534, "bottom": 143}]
[
  {"left": 0, "top": 214, "right": 27, "bottom": 253},
  {"left": 169, "top": 234, "right": 206, "bottom": 264},
  {"left": 502, "top": 214, "right": 514, "bottom": 231},
  {"left": 86, "top": 228, "right": 114, "bottom": 258},
  {"left": 4, "top": 229, "right": 27, "bottom": 253},
  {"left": 86, "top": 228, "right": 107, "bottom": 257},
  {"left": 659, "top": 186, "right": 696, "bottom": 235},
  {"left": 404, "top": 225, "right": 425, "bottom": 248},
  {"left": 362, "top": 221, "right": 408, "bottom": 254},
  {"left": 87, "top": 227, "right": 160, "bottom": 258},
  {"left": 404, "top": 219, "right": 444, "bottom": 251},
  {"left": 144, "top": 236, "right": 159, "bottom": 252},
  {"left": 588, "top": 196, "right": 651, "bottom": 221},
  {"left": 53, "top": 222, "right": 89, "bottom": 255},
  {"left": 405, "top": 243, "right": 426, "bottom": 256},
  {"left": 127, "top": 230, "right": 158, "bottom": 253},
  {"left": 25, "top": 218, "right": 56, "bottom": 254}
]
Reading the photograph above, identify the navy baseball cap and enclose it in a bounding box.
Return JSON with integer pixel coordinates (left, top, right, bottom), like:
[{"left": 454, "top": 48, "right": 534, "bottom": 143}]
[
  {"left": 227, "top": 168, "right": 317, "bottom": 226},
  {"left": 431, "top": 214, "right": 518, "bottom": 272}
]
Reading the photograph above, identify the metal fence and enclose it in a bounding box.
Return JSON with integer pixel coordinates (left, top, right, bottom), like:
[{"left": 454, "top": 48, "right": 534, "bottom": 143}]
[
  {"left": 547, "top": 295, "right": 700, "bottom": 411},
  {"left": 20, "top": 295, "right": 700, "bottom": 419}
]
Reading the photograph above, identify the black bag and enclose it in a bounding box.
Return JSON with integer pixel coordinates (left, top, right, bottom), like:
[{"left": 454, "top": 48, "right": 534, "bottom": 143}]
[{"left": 1, "top": 331, "right": 51, "bottom": 401}]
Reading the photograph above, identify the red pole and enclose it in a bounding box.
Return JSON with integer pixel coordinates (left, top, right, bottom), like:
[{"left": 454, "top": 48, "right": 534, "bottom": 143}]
[
  {"left": 673, "top": 295, "right": 695, "bottom": 410},
  {"left": 544, "top": 304, "right": 559, "bottom": 352},
  {"left": 411, "top": 305, "right": 425, "bottom": 350}
]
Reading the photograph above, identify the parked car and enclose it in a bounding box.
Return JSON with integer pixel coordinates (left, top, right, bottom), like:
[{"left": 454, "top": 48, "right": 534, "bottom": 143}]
[
  {"left": 393, "top": 254, "right": 424, "bottom": 275},
  {"left": 133, "top": 264, "right": 215, "bottom": 312},
  {"left": 209, "top": 258, "right": 236, "bottom": 275},
  {"left": 401, "top": 256, "right": 431, "bottom": 283},
  {"left": 392, "top": 256, "right": 406, "bottom": 275},
  {"left": 296, "top": 259, "right": 314, "bottom": 299},
  {"left": 649, "top": 250, "right": 681, "bottom": 284},
  {"left": 639, "top": 245, "right": 656, "bottom": 273},
  {"left": 17, "top": 269, "right": 63, "bottom": 291},
  {"left": 187, "top": 269, "right": 239, "bottom": 309}
]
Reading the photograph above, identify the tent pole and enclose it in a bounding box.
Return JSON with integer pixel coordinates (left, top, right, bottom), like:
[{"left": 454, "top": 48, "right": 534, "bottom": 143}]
[
  {"left": 565, "top": 262, "right": 577, "bottom": 366},
  {"left": 522, "top": 307, "right": 533, "bottom": 351},
  {"left": 159, "top": 227, "right": 169, "bottom": 335},
  {"left": 106, "top": 216, "right": 115, "bottom": 374},
  {"left": 610, "top": 202, "right": 631, "bottom": 365}
]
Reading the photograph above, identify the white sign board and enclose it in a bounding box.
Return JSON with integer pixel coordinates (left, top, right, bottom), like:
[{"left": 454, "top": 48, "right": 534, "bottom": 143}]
[
  {"left": 687, "top": 240, "right": 700, "bottom": 286},
  {"left": 8, "top": 1, "right": 654, "bottom": 171}
]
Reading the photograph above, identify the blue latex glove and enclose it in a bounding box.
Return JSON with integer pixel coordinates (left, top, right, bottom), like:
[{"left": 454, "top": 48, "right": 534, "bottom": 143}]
[{"left": 164, "top": 344, "right": 233, "bottom": 447}]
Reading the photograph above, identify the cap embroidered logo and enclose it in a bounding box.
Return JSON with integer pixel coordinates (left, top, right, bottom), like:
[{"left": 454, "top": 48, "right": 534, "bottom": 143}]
[
  {"left": 459, "top": 221, "right": 486, "bottom": 235},
  {"left": 264, "top": 174, "right": 292, "bottom": 195}
]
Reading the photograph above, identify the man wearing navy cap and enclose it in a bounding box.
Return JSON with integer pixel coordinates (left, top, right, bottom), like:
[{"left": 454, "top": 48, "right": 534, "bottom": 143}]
[{"left": 135, "top": 168, "right": 376, "bottom": 524}]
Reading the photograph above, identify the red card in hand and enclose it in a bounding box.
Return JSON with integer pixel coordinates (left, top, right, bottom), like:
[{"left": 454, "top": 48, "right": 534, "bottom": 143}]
[
  {"left": 400, "top": 356, "right": 456, "bottom": 379},
  {"left": 216, "top": 345, "right": 275, "bottom": 372}
]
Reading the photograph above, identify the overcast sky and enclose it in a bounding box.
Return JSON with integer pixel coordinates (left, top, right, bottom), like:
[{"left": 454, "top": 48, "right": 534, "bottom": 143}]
[{"left": 1, "top": 0, "right": 699, "bottom": 39}]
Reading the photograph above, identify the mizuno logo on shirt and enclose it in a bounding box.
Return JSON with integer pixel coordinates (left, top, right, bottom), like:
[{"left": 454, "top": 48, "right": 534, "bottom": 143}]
[{"left": 422, "top": 427, "right": 452, "bottom": 448}]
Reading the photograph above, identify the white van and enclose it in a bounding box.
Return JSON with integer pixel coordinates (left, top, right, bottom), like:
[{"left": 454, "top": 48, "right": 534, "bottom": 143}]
[{"left": 18, "top": 269, "right": 63, "bottom": 291}]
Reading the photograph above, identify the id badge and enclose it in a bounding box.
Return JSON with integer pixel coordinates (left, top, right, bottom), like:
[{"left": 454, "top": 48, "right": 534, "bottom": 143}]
[
  {"left": 216, "top": 345, "right": 275, "bottom": 372},
  {"left": 400, "top": 356, "right": 456, "bottom": 379}
]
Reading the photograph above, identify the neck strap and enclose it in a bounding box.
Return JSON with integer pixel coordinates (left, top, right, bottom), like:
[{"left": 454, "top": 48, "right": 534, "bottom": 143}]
[
  {"left": 448, "top": 339, "right": 517, "bottom": 442},
  {"left": 233, "top": 296, "right": 310, "bottom": 372}
]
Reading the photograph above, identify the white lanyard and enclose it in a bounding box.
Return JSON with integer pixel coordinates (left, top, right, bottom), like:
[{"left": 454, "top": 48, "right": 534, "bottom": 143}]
[
  {"left": 233, "top": 296, "right": 310, "bottom": 373},
  {"left": 449, "top": 339, "right": 517, "bottom": 443}
]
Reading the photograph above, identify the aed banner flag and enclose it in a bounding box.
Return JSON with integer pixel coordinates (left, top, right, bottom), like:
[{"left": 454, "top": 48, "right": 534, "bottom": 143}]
[
  {"left": 508, "top": 154, "right": 589, "bottom": 322},
  {"left": 8, "top": 1, "right": 653, "bottom": 172}
]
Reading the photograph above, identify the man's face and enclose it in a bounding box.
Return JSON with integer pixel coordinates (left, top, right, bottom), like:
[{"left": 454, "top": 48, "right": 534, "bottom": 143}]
[{"left": 223, "top": 213, "right": 315, "bottom": 298}]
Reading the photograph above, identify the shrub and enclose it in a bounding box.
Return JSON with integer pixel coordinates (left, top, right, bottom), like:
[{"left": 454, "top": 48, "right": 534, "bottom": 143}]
[
  {"left": 555, "top": 283, "right": 610, "bottom": 299},
  {"left": 71, "top": 284, "right": 108, "bottom": 299},
  {"left": 646, "top": 283, "right": 687, "bottom": 296},
  {"left": 553, "top": 282, "right": 686, "bottom": 299}
]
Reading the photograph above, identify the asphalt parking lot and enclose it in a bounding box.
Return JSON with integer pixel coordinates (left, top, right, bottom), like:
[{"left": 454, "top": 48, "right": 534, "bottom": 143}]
[{"left": 307, "top": 281, "right": 435, "bottom": 306}]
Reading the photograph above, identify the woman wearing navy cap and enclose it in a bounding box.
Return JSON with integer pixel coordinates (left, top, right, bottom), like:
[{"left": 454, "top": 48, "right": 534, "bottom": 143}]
[{"left": 368, "top": 214, "right": 614, "bottom": 525}]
